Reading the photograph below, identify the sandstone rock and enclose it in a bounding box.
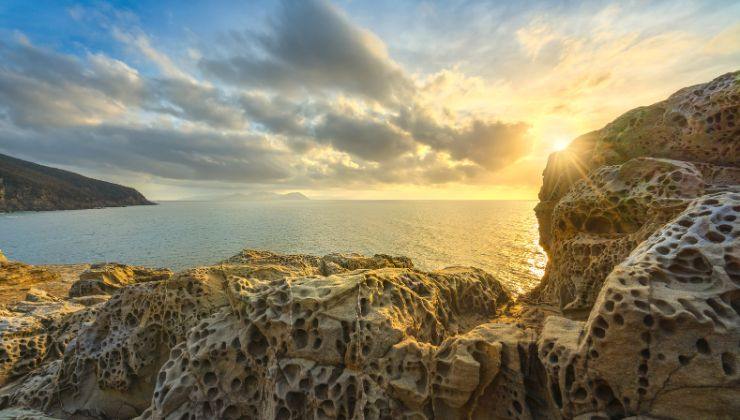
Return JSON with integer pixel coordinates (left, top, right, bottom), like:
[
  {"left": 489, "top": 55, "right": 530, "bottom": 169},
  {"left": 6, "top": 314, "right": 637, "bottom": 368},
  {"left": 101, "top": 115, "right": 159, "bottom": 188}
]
[
  {"left": 0, "top": 263, "right": 59, "bottom": 288},
  {"left": 0, "top": 251, "right": 513, "bottom": 419},
  {"left": 0, "top": 263, "right": 89, "bottom": 317},
  {"left": 0, "top": 407, "right": 60, "bottom": 419},
  {"left": 68, "top": 295, "right": 110, "bottom": 307},
  {"left": 142, "top": 266, "right": 510, "bottom": 419},
  {"left": 533, "top": 71, "right": 740, "bottom": 312},
  {"left": 41, "top": 268, "right": 229, "bottom": 418},
  {"left": 0, "top": 300, "right": 93, "bottom": 387},
  {"left": 0, "top": 316, "right": 47, "bottom": 387},
  {"left": 537, "top": 192, "right": 740, "bottom": 419},
  {"left": 220, "top": 249, "right": 413, "bottom": 279},
  {"left": 533, "top": 157, "right": 739, "bottom": 315},
  {"left": 0, "top": 251, "right": 6, "bottom": 264},
  {"left": 23, "top": 289, "right": 59, "bottom": 303},
  {"left": 68, "top": 263, "right": 172, "bottom": 297}
]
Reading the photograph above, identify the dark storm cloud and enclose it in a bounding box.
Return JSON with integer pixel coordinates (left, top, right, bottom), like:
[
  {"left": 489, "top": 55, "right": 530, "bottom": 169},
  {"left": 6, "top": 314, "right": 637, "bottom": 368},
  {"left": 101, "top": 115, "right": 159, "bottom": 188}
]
[
  {"left": 234, "top": 93, "right": 532, "bottom": 169},
  {"left": 200, "top": 0, "right": 413, "bottom": 102},
  {"left": 447, "top": 120, "right": 531, "bottom": 170}
]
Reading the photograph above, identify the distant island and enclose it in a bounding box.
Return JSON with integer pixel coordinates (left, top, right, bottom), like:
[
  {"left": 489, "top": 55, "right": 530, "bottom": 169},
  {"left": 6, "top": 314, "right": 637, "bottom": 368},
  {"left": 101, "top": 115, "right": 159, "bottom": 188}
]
[
  {"left": 0, "top": 153, "right": 153, "bottom": 212},
  {"left": 188, "top": 191, "right": 310, "bottom": 201}
]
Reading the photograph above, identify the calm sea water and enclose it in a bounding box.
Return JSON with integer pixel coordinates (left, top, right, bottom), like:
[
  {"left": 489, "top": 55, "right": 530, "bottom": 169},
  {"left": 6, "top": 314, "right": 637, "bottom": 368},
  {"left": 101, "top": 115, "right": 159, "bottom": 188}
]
[{"left": 0, "top": 200, "right": 545, "bottom": 294}]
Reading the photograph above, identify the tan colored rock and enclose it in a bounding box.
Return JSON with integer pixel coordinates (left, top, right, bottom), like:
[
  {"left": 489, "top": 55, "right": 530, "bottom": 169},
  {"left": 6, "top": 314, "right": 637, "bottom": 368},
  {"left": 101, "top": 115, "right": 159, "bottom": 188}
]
[
  {"left": 0, "top": 300, "right": 94, "bottom": 388},
  {"left": 22, "top": 289, "right": 57, "bottom": 303},
  {"left": 142, "top": 266, "right": 510, "bottom": 419},
  {"left": 0, "top": 407, "right": 60, "bottom": 419},
  {"left": 68, "top": 263, "right": 172, "bottom": 297},
  {"left": 533, "top": 71, "right": 740, "bottom": 312},
  {"left": 533, "top": 157, "right": 739, "bottom": 315},
  {"left": 67, "top": 295, "right": 110, "bottom": 307},
  {"left": 0, "top": 263, "right": 59, "bottom": 288},
  {"left": 44, "top": 269, "right": 229, "bottom": 418},
  {"left": 0, "top": 251, "right": 7, "bottom": 264},
  {"left": 0, "top": 262, "right": 72, "bottom": 313},
  {"left": 220, "top": 249, "right": 413, "bottom": 279},
  {"left": 538, "top": 192, "right": 740, "bottom": 419},
  {"left": 1, "top": 251, "right": 419, "bottom": 418}
]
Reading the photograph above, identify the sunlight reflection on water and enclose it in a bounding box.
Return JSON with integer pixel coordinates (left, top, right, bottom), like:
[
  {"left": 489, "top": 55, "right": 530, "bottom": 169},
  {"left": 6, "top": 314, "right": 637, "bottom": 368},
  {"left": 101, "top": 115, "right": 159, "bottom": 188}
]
[{"left": 0, "top": 200, "right": 546, "bottom": 295}]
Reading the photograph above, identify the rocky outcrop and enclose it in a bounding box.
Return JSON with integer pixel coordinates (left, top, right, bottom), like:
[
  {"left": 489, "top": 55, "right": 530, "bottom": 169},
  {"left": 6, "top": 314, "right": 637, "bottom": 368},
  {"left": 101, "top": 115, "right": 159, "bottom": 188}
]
[
  {"left": 533, "top": 71, "right": 740, "bottom": 314},
  {"left": 142, "top": 267, "right": 510, "bottom": 420},
  {"left": 68, "top": 263, "right": 173, "bottom": 297},
  {"left": 0, "top": 252, "right": 517, "bottom": 419},
  {"left": 0, "top": 407, "right": 59, "bottom": 419},
  {"left": 538, "top": 192, "right": 739, "bottom": 419},
  {"left": 0, "top": 152, "right": 153, "bottom": 212},
  {"left": 0, "top": 73, "right": 738, "bottom": 419},
  {"left": 0, "top": 261, "right": 59, "bottom": 287}
]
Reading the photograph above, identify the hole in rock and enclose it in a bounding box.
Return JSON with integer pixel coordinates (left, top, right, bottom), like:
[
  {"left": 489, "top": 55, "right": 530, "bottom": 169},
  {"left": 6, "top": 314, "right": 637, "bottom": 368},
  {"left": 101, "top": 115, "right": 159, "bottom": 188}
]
[
  {"left": 721, "top": 352, "right": 736, "bottom": 375},
  {"left": 696, "top": 338, "right": 710, "bottom": 354}
]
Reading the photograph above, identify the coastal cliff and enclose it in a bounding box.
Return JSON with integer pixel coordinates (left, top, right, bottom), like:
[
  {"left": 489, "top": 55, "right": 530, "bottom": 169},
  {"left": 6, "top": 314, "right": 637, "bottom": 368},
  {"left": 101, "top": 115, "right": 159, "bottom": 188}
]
[
  {"left": 0, "top": 153, "right": 153, "bottom": 212},
  {"left": 0, "top": 72, "right": 738, "bottom": 419},
  {"left": 532, "top": 71, "right": 739, "bottom": 316}
]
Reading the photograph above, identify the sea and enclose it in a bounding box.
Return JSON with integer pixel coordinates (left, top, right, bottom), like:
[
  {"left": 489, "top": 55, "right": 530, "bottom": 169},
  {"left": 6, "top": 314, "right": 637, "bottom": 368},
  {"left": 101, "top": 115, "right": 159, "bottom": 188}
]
[{"left": 0, "top": 200, "right": 546, "bottom": 295}]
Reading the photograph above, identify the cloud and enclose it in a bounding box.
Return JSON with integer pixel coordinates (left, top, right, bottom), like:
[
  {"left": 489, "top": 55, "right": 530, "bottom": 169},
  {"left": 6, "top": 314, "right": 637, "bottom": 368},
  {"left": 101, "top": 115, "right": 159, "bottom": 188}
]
[
  {"left": 200, "top": 0, "right": 413, "bottom": 103},
  {"left": 314, "top": 112, "right": 415, "bottom": 162},
  {"left": 113, "top": 28, "right": 195, "bottom": 82},
  {"left": 0, "top": 124, "right": 291, "bottom": 183},
  {"left": 0, "top": 41, "right": 143, "bottom": 128},
  {"left": 239, "top": 93, "right": 308, "bottom": 135},
  {"left": 395, "top": 106, "right": 532, "bottom": 171},
  {"left": 0, "top": 39, "right": 248, "bottom": 131},
  {"left": 0, "top": 2, "right": 537, "bottom": 194},
  {"left": 150, "top": 78, "right": 246, "bottom": 130}
]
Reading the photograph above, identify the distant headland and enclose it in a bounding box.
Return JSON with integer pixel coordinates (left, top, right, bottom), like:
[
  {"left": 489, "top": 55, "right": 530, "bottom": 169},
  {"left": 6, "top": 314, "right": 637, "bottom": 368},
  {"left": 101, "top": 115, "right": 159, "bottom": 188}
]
[{"left": 0, "top": 153, "right": 153, "bottom": 213}]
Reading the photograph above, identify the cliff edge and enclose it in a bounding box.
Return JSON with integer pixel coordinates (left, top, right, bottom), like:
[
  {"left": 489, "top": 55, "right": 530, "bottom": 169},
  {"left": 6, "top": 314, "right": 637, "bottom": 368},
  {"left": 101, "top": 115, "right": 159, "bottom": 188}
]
[{"left": 532, "top": 71, "right": 739, "bottom": 316}]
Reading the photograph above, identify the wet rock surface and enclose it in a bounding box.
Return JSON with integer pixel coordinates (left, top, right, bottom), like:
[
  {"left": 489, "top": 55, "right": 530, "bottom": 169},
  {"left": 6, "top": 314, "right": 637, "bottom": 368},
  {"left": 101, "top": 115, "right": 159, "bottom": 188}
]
[{"left": 0, "top": 73, "right": 738, "bottom": 419}]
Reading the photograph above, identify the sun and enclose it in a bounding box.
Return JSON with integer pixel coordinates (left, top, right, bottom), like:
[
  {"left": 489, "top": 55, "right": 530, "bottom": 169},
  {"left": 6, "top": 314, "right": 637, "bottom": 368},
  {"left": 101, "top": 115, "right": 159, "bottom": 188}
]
[{"left": 552, "top": 138, "right": 571, "bottom": 151}]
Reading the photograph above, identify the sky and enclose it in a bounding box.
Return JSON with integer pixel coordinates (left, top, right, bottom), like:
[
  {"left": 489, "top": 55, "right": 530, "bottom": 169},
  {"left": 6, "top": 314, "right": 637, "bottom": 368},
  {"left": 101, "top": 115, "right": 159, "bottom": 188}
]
[{"left": 0, "top": 0, "right": 738, "bottom": 200}]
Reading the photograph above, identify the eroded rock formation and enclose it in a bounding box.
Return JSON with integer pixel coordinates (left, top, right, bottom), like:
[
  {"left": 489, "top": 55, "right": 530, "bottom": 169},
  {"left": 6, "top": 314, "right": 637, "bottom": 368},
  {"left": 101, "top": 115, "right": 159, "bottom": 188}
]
[
  {"left": 539, "top": 192, "right": 739, "bottom": 419},
  {"left": 0, "top": 72, "right": 737, "bottom": 419},
  {"left": 68, "top": 263, "right": 173, "bottom": 297},
  {"left": 0, "top": 252, "right": 524, "bottom": 419},
  {"left": 533, "top": 71, "right": 740, "bottom": 315}
]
